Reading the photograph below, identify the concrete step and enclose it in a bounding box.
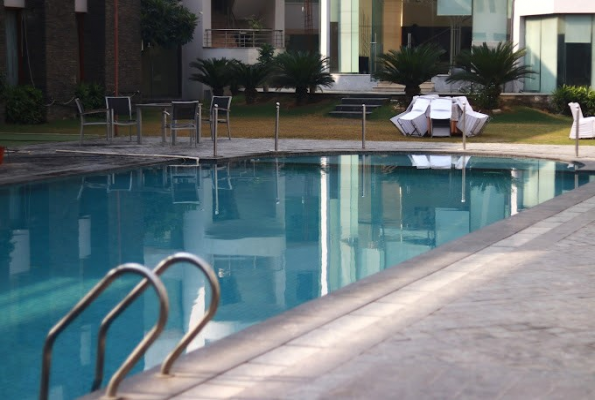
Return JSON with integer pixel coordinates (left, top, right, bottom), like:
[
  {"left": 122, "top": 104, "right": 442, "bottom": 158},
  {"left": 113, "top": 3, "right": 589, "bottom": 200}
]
[
  {"left": 334, "top": 104, "right": 382, "bottom": 112},
  {"left": 373, "top": 81, "right": 435, "bottom": 93},
  {"left": 340, "top": 98, "right": 389, "bottom": 106},
  {"left": 328, "top": 110, "right": 375, "bottom": 118}
]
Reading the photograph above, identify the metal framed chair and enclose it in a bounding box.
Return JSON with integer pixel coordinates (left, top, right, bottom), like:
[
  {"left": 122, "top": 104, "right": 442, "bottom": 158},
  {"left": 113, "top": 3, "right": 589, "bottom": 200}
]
[
  {"left": 164, "top": 101, "right": 200, "bottom": 146},
  {"left": 105, "top": 96, "right": 136, "bottom": 141},
  {"left": 74, "top": 98, "right": 110, "bottom": 144},
  {"left": 203, "top": 96, "right": 232, "bottom": 140}
]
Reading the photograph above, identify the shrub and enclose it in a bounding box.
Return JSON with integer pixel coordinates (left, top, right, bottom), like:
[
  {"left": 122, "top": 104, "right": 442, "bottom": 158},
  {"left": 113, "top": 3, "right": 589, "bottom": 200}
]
[
  {"left": 5, "top": 85, "right": 44, "bottom": 124},
  {"left": 550, "top": 85, "right": 595, "bottom": 116},
  {"left": 189, "top": 57, "right": 233, "bottom": 96},
  {"left": 271, "top": 51, "right": 334, "bottom": 105},
  {"left": 447, "top": 42, "right": 534, "bottom": 111},
  {"left": 373, "top": 44, "right": 445, "bottom": 102},
  {"left": 0, "top": 72, "right": 7, "bottom": 101},
  {"left": 75, "top": 82, "right": 105, "bottom": 110}
]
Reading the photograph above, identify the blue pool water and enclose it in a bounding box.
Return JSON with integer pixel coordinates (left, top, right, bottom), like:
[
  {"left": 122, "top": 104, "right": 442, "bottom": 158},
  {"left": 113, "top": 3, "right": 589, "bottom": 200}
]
[{"left": 0, "top": 154, "right": 593, "bottom": 400}]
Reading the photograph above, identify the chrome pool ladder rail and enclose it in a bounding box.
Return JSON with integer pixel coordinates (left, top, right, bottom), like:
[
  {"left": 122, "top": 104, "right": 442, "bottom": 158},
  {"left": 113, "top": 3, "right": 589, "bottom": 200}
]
[
  {"left": 40, "top": 264, "right": 169, "bottom": 400},
  {"left": 92, "top": 252, "right": 221, "bottom": 390}
]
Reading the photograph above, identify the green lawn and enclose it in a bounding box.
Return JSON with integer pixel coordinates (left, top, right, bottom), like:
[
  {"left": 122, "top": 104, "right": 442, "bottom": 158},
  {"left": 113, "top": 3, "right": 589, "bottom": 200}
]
[{"left": 0, "top": 95, "right": 583, "bottom": 147}]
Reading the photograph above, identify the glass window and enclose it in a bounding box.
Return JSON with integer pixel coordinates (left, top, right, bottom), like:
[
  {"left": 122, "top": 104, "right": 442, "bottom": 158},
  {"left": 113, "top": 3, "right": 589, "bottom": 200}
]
[{"left": 472, "top": 0, "right": 509, "bottom": 43}]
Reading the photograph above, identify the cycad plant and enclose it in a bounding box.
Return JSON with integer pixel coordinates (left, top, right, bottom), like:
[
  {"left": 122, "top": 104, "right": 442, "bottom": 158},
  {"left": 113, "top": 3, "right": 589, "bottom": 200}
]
[
  {"left": 446, "top": 42, "right": 534, "bottom": 110},
  {"left": 231, "top": 61, "right": 271, "bottom": 104},
  {"left": 373, "top": 44, "right": 445, "bottom": 102},
  {"left": 271, "top": 51, "right": 335, "bottom": 105},
  {"left": 189, "top": 57, "right": 233, "bottom": 96}
]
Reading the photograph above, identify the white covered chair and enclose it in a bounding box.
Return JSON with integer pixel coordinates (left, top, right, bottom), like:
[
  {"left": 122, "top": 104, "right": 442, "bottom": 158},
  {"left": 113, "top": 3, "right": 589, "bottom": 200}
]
[
  {"left": 568, "top": 102, "right": 595, "bottom": 139},
  {"left": 429, "top": 97, "right": 453, "bottom": 137},
  {"left": 453, "top": 96, "right": 489, "bottom": 137},
  {"left": 429, "top": 155, "right": 453, "bottom": 169},
  {"left": 409, "top": 154, "right": 430, "bottom": 169},
  {"left": 390, "top": 95, "right": 435, "bottom": 136}
]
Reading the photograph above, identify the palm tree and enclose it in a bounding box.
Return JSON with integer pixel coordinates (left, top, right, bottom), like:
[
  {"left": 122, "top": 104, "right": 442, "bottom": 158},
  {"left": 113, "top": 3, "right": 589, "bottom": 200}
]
[
  {"left": 446, "top": 42, "right": 534, "bottom": 110},
  {"left": 373, "top": 44, "right": 445, "bottom": 102},
  {"left": 271, "top": 51, "right": 335, "bottom": 105},
  {"left": 230, "top": 61, "right": 271, "bottom": 104},
  {"left": 189, "top": 57, "right": 233, "bottom": 96}
]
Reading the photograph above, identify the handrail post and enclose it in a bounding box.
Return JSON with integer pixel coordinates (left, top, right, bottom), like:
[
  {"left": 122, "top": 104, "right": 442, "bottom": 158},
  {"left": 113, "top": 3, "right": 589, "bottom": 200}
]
[
  {"left": 576, "top": 106, "right": 580, "bottom": 157},
  {"left": 362, "top": 104, "right": 366, "bottom": 150},
  {"left": 462, "top": 103, "right": 467, "bottom": 150},
  {"left": 213, "top": 104, "right": 219, "bottom": 157},
  {"left": 197, "top": 103, "right": 202, "bottom": 146},
  {"left": 274, "top": 102, "right": 280, "bottom": 151}
]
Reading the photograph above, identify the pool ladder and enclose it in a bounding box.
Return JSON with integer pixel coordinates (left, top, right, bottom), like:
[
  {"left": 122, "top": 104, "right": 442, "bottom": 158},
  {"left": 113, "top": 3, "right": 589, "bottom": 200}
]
[{"left": 39, "top": 252, "right": 220, "bottom": 400}]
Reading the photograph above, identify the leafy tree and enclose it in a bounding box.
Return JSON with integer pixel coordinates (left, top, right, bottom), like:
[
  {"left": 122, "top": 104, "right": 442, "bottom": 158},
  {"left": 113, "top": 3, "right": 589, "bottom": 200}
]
[
  {"left": 373, "top": 44, "right": 445, "bottom": 102},
  {"left": 141, "top": 0, "right": 197, "bottom": 48},
  {"left": 230, "top": 61, "right": 270, "bottom": 104},
  {"left": 189, "top": 58, "right": 233, "bottom": 96},
  {"left": 447, "top": 42, "right": 534, "bottom": 110},
  {"left": 271, "top": 51, "right": 335, "bottom": 105}
]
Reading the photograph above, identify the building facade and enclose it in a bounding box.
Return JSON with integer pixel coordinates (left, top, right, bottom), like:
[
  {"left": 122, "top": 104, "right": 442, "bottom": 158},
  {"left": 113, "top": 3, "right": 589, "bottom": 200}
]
[
  {"left": 513, "top": 0, "right": 595, "bottom": 93},
  {"left": 0, "top": 0, "right": 141, "bottom": 121}
]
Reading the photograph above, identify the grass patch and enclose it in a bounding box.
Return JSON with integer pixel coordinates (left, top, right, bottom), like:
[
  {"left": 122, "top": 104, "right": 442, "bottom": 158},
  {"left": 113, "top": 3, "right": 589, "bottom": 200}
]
[{"left": 0, "top": 96, "right": 588, "bottom": 147}]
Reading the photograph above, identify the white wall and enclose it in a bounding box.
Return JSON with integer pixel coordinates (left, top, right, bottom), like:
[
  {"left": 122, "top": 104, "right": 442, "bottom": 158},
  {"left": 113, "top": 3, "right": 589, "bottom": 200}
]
[{"left": 182, "top": 0, "right": 208, "bottom": 100}]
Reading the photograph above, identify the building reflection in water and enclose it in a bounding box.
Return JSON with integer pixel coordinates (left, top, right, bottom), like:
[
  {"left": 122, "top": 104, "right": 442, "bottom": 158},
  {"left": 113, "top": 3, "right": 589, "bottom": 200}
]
[{"left": 0, "top": 155, "right": 592, "bottom": 399}]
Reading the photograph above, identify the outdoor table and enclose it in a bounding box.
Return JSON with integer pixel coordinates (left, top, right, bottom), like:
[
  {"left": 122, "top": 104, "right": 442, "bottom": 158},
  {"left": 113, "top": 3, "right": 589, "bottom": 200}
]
[{"left": 135, "top": 103, "right": 172, "bottom": 144}]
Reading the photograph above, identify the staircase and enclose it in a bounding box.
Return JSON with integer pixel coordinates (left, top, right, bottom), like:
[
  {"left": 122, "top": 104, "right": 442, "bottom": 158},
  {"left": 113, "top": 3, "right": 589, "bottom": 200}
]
[
  {"left": 373, "top": 80, "right": 435, "bottom": 94},
  {"left": 328, "top": 94, "right": 390, "bottom": 118}
]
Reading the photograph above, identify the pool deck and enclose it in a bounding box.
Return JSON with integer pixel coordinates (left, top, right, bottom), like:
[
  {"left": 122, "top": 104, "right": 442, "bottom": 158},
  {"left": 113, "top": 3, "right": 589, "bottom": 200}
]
[{"left": 4, "top": 138, "right": 595, "bottom": 399}]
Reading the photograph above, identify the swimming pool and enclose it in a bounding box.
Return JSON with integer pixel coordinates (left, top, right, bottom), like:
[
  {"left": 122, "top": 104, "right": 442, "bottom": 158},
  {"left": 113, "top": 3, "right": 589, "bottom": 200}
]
[{"left": 0, "top": 153, "right": 593, "bottom": 400}]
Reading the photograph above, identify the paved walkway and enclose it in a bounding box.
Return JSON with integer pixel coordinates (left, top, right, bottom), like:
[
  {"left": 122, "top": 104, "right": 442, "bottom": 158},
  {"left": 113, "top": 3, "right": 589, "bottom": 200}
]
[{"left": 3, "top": 138, "right": 595, "bottom": 399}]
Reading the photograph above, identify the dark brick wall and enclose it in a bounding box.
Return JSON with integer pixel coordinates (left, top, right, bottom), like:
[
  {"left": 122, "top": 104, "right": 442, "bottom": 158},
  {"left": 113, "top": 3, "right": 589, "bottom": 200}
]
[
  {"left": 0, "top": 0, "right": 142, "bottom": 122},
  {"left": 44, "top": 0, "right": 79, "bottom": 120},
  {"left": 103, "top": 0, "right": 142, "bottom": 97},
  {"left": 0, "top": 5, "right": 5, "bottom": 123},
  {"left": 85, "top": 1, "right": 107, "bottom": 86}
]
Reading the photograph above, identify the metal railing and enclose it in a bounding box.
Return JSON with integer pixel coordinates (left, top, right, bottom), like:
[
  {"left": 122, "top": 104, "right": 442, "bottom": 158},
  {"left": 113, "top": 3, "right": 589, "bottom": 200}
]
[
  {"left": 204, "top": 29, "right": 284, "bottom": 49},
  {"left": 40, "top": 252, "right": 220, "bottom": 400},
  {"left": 40, "top": 264, "right": 169, "bottom": 400}
]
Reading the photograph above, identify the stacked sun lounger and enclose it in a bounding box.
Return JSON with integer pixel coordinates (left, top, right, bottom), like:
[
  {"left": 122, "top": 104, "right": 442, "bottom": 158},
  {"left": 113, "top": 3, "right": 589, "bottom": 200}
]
[{"left": 391, "top": 95, "right": 489, "bottom": 137}]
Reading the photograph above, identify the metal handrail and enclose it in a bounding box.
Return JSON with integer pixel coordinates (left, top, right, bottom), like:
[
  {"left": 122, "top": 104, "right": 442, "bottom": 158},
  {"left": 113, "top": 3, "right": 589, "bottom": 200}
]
[
  {"left": 40, "top": 264, "right": 169, "bottom": 400},
  {"left": 92, "top": 252, "right": 220, "bottom": 388},
  {"left": 204, "top": 28, "right": 284, "bottom": 48}
]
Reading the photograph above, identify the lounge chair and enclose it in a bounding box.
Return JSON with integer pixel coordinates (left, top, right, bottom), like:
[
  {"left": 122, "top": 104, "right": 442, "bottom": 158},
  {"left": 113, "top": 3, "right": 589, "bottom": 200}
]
[
  {"left": 568, "top": 102, "right": 595, "bottom": 139},
  {"left": 429, "top": 97, "right": 453, "bottom": 137},
  {"left": 453, "top": 96, "right": 489, "bottom": 137},
  {"left": 390, "top": 95, "right": 435, "bottom": 136}
]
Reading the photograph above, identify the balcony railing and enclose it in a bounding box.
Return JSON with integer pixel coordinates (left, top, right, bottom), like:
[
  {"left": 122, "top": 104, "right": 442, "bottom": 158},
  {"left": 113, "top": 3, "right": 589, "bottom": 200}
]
[{"left": 204, "top": 29, "right": 284, "bottom": 49}]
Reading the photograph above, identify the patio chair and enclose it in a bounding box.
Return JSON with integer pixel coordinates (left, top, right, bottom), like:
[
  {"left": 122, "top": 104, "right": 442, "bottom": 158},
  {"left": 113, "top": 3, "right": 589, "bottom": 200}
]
[
  {"left": 429, "top": 97, "right": 453, "bottom": 137},
  {"left": 390, "top": 95, "right": 435, "bottom": 136},
  {"left": 74, "top": 98, "right": 110, "bottom": 144},
  {"left": 203, "top": 96, "right": 232, "bottom": 140},
  {"left": 453, "top": 96, "right": 489, "bottom": 137},
  {"left": 169, "top": 165, "right": 201, "bottom": 204},
  {"left": 164, "top": 101, "right": 200, "bottom": 146},
  {"left": 568, "top": 102, "right": 595, "bottom": 139},
  {"left": 105, "top": 96, "right": 136, "bottom": 141}
]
